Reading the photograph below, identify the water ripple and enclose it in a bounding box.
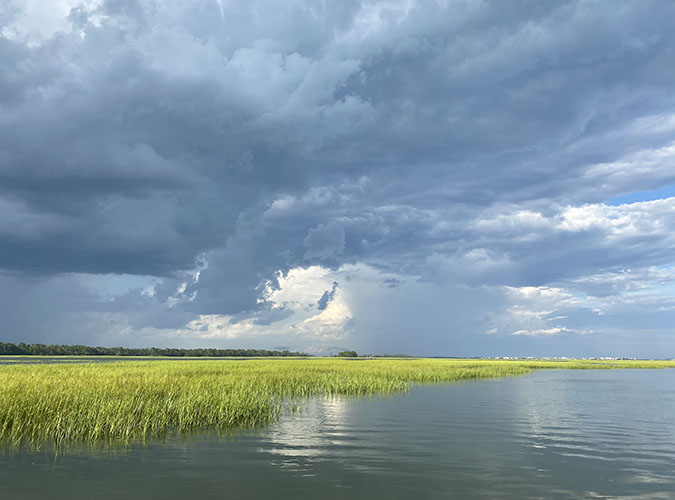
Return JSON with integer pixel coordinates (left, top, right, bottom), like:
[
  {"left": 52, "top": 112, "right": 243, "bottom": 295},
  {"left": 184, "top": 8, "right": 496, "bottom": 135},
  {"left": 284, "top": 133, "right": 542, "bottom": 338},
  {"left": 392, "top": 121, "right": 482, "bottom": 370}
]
[{"left": 3, "top": 369, "right": 675, "bottom": 499}]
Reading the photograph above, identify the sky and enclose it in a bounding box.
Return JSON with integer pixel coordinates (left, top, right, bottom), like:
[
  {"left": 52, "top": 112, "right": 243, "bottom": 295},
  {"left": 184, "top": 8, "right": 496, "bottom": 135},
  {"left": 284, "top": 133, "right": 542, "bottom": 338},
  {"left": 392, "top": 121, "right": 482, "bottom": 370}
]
[{"left": 1, "top": 0, "right": 675, "bottom": 357}]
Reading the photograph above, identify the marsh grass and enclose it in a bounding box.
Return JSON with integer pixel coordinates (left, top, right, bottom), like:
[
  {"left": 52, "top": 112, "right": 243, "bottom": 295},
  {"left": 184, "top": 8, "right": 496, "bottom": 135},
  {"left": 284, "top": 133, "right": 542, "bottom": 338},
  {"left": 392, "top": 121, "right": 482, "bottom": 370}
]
[{"left": 1, "top": 358, "right": 673, "bottom": 450}]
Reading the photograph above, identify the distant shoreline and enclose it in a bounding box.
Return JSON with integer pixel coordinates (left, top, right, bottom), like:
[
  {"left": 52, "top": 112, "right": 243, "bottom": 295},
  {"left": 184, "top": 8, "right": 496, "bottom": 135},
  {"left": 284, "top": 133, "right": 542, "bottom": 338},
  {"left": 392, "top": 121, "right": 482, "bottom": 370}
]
[{"left": 0, "top": 342, "right": 306, "bottom": 357}]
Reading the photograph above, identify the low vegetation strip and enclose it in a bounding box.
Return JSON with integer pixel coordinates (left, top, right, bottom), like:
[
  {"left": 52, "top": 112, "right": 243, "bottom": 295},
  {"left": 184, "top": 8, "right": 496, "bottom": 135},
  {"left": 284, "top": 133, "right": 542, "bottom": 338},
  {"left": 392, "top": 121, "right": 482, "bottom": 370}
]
[
  {"left": 1, "top": 358, "right": 673, "bottom": 450},
  {"left": 0, "top": 341, "right": 305, "bottom": 357}
]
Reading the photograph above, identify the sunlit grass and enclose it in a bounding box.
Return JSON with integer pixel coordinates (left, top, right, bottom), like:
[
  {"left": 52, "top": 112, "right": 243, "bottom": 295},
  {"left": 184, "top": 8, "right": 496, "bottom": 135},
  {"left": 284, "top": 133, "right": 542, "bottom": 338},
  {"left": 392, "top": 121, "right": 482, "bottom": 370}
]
[{"left": 1, "top": 358, "right": 673, "bottom": 450}]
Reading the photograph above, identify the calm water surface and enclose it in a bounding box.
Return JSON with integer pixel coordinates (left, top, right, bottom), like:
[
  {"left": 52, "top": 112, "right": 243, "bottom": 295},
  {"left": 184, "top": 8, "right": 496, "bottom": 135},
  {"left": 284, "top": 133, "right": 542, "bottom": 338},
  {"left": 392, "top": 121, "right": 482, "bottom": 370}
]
[{"left": 2, "top": 369, "right": 675, "bottom": 499}]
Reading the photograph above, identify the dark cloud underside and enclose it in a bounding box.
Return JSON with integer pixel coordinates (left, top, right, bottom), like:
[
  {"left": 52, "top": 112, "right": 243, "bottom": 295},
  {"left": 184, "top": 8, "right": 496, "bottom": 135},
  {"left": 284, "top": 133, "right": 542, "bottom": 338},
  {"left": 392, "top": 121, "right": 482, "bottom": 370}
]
[{"left": 2, "top": 0, "right": 675, "bottom": 355}]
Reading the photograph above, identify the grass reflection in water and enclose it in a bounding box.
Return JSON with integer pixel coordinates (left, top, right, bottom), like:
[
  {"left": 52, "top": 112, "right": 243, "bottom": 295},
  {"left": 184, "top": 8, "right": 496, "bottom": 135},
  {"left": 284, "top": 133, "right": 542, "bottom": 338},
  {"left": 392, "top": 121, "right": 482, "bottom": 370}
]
[{"left": 1, "top": 357, "right": 673, "bottom": 450}]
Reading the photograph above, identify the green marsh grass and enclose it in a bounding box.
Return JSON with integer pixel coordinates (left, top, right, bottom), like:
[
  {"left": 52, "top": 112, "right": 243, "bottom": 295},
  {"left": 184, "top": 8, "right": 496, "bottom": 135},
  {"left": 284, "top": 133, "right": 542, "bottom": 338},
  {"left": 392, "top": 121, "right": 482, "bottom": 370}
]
[{"left": 1, "top": 358, "right": 673, "bottom": 450}]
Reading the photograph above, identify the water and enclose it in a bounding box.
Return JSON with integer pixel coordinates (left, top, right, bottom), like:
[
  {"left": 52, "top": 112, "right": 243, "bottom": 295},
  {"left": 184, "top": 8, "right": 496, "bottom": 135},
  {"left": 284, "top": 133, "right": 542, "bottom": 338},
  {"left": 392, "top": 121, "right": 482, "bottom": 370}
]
[{"left": 2, "top": 369, "right": 675, "bottom": 499}]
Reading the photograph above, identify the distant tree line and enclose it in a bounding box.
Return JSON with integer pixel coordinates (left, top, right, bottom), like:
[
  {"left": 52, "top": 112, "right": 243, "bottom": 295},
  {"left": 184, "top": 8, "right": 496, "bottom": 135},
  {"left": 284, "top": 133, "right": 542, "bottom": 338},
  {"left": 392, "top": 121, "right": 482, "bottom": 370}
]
[
  {"left": 336, "top": 350, "right": 358, "bottom": 357},
  {"left": 0, "top": 342, "right": 307, "bottom": 357}
]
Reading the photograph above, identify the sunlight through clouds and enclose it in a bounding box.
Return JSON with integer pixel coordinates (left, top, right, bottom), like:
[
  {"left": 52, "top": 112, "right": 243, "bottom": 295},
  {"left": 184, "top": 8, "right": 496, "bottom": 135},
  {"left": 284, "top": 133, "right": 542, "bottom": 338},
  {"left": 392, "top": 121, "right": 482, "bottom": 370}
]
[{"left": 2, "top": 0, "right": 675, "bottom": 355}]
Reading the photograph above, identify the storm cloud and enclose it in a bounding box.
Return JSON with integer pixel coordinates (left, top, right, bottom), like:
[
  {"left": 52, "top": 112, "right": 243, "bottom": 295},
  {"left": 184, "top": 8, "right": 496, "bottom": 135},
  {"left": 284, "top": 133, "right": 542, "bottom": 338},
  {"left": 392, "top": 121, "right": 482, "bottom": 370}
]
[{"left": 2, "top": 0, "right": 675, "bottom": 356}]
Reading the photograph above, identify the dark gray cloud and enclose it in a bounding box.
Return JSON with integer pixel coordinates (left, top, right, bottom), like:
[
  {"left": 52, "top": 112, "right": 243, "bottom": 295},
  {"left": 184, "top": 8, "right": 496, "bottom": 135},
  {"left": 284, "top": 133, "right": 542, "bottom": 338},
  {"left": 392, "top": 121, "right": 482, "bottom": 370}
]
[
  {"left": 317, "top": 282, "right": 339, "bottom": 311},
  {"left": 2, "top": 0, "right": 675, "bottom": 354}
]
